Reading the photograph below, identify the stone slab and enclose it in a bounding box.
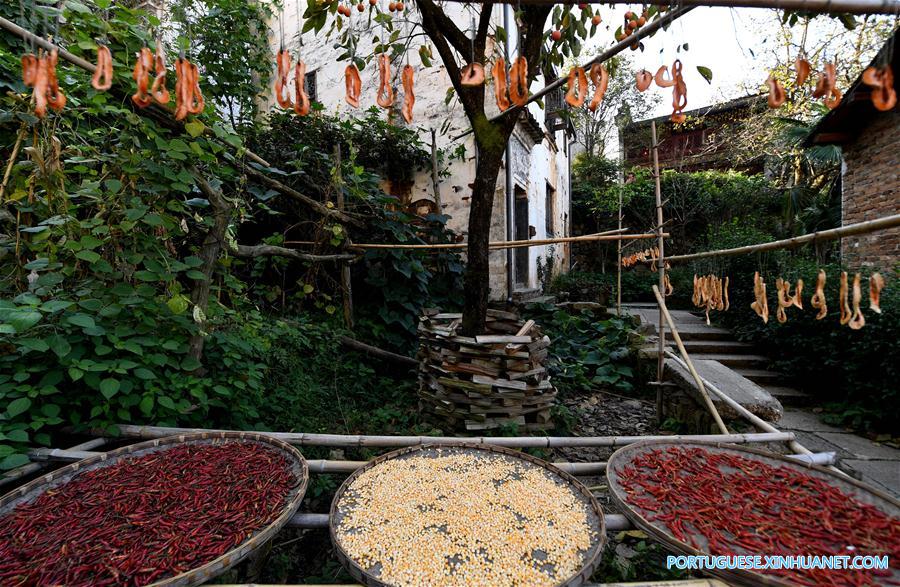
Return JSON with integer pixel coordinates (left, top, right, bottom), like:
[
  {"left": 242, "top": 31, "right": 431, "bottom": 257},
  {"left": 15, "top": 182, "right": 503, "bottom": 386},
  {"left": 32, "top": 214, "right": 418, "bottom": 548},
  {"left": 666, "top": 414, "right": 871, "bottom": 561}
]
[
  {"left": 664, "top": 358, "right": 783, "bottom": 422},
  {"left": 778, "top": 409, "right": 845, "bottom": 433},
  {"left": 841, "top": 459, "right": 900, "bottom": 498},
  {"left": 789, "top": 431, "right": 852, "bottom": 459},
  {"left": 817, "top": 432, "right": 900, "bottom": 461}
]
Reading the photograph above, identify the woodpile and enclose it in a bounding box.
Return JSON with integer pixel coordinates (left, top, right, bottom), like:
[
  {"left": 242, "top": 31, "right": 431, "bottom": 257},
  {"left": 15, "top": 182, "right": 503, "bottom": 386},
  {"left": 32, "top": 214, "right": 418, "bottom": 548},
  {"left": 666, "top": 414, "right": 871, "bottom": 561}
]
[{"left": 417, "top": 309, "right": 557, "bottom": 432}]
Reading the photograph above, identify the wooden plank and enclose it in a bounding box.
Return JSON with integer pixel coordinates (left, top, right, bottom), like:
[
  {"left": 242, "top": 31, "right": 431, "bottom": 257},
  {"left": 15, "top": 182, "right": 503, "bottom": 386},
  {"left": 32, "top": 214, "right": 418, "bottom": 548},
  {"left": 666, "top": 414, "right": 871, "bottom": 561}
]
[{"left": 475, "top": 335, "right": 533, "bottom": 344}]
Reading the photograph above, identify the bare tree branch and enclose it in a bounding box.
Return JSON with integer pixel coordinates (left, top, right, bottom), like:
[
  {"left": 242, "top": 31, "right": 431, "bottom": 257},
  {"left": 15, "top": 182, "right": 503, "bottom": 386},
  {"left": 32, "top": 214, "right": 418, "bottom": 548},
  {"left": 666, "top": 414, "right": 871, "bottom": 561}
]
[{"left": 230, "top": 243, "right": 358, "bottom": 263}]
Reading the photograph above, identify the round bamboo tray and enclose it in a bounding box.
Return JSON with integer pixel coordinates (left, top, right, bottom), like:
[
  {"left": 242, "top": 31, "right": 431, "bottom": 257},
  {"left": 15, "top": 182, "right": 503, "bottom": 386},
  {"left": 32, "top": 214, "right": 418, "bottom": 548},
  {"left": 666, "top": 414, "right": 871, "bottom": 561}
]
[
  {"left": 606, "top": 440, "right": 900, "bottom": 587},
  {"left": 0, "top": 431, "right": 309, "bottom": 587},
  {"left": 330, "top": 443, "right": 606, "bottom": 587}
]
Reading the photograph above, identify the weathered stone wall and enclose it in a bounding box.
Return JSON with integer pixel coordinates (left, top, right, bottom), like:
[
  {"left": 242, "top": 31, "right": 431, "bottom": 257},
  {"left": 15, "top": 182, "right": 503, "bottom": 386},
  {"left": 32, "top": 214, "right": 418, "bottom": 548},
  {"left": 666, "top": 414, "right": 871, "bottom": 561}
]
[{"left": 840, "top": 111, "right": 900, "bottom": 270}]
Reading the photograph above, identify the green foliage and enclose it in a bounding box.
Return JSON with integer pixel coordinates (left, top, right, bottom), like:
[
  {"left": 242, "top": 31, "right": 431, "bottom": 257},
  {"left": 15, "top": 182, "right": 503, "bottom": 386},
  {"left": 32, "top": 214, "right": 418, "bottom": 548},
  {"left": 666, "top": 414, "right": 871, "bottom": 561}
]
[
  {"left": 524, "top": 304, "right": 639, "bottom": 394},
  {"left": 549, "top": 268, "right": 696, "bottom": 309}
]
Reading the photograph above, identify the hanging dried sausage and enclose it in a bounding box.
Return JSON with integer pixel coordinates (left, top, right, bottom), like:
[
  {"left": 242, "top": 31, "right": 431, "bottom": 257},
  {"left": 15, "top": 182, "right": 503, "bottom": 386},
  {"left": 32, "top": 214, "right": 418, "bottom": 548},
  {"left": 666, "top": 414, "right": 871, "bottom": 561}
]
[
  {"left": 131, "top": 47, "right": 153, "bottom": 107},
  {"left": 294, "top": 61, "right": 310, "bottom": 116},
  {"left": 186, "top": 60, "right": 204, "bottom": 115},
  {"left": 750, "top": 272, "right": 769, "bottom": 324},
  {"left": 493, "top": 57, "right": 510, "bottom": 111},
  {"left": 274, "top": 49, "right": 293, "bottom": 109},
  {"left": 44, "top": 49, "right": 66, "bottom": 113},
  {"left": 33, "top": 52, "right": 50, "bottom": 118},
  {"left": 654, "top": 64, "right": 675, "bottom": 88},
  {"left": 795, "top": 57, "right": 810, "bottom": 86},
  {"left": 848, "top": 273, "right": 865, "bottom": 330},
  {"left": 22, "top": 53, "right": 38, "bottom": 87},
  {"left": 508, "top": 56, "right": 529, "bottom": 107},
  {"left": 813, "top": 62, "right": 841, "bottom": 109},
  {"left": 766, "top": 74, "right": 786, "bottom": 108},
  {"left": 838, "top": 271, "right": 851, "bottom": 326},
  {"left": 635, "top": 69, "right": 652, "bottom": 92},
  {"left": 869, "top": 272, "right": 884, "bottom": 314},
  {"left": 775, "top": 278, "right": 790, "bottom": 323},
  {"left": 862, "top": 66, "right": 897, "bottom": 112},
  {"left": 174, "top": 57, "right": 204, "bottom": 120},
  {"left": 461, "top": 62, "right": 485, "bottom": 87},
  {"left": 91, "top": 44, "right": 113, "bottom": 91},
  {"left": 150, "top": 42, "right": 169, "bottom": 105},
  {"left": 810, "top": 269, "right": 828, "bottom": 320},
  {"left": 401, "top": 64, "right": 415, "bottom": 124},
  {"left": 376, "top": 53, "right": 394, "bottom": 108},
  {"left": 723, "top": 276, "right": 730, "bottom": 311},
  {"left": 345, "top": 64, "right": 361, "bottom": 108},
  {"left": 670, "top": 60, "right": 687, "bottom": 123},
  {"left": 588, "top": 63, "right": 608, "bottom": 112},
  {"left": 565, "top": 66, "right": 588, "bottom": 108}
]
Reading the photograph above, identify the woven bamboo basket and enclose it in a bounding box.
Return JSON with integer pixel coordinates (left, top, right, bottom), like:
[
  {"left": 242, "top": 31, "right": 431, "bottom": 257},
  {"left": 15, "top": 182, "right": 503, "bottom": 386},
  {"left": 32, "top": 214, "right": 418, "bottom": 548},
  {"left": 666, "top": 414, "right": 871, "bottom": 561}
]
[
  {"left": 330, "top": 443, "right": 606, "bottom": 587},
  {"left": 417, "top": 309, "right": 557, "bottom": 432},
  {"left": 0, "top": 431, "right": 309, "bottom": 587},
  {"left": 606, "top": 440, "right": 900, "bottom": 587}
]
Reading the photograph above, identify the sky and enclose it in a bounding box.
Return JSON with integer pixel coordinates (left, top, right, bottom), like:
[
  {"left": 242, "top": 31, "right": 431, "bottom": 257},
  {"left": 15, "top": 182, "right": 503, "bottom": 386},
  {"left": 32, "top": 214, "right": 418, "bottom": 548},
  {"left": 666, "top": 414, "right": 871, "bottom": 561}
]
[{"left": 586, "top": 6, "right": 779, "bottom": 118}]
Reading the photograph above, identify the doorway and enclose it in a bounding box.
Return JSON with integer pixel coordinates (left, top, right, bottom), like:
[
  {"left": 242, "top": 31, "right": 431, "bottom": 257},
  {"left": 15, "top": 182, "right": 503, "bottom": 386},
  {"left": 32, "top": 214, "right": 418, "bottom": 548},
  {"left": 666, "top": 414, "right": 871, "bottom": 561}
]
[{"left": 514, "top": 186, "right": 529, "bottom": 288}]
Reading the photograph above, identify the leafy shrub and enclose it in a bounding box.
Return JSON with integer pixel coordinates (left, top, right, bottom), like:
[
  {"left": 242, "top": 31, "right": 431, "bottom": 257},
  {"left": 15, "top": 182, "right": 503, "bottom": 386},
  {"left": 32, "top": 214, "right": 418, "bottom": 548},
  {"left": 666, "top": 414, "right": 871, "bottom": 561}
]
[{"left": 524, "top": 303, "right": 639, "bottom": 394}]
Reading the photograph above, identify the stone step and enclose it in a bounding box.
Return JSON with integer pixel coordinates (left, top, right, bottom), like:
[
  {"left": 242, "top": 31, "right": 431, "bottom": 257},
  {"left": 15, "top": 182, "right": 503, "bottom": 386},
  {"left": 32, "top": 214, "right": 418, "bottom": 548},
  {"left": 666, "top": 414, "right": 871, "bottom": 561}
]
[
  {"left": 681, "top": 340, "right": 756, "bottom": 354},
  {"left": 763, "top": 385, "right": 813, "bottom": 407},
  {"left": 663, "top": 325, "right": 735, "bottom": 341},
  {"left": 734, "top": 368, "right": 786, "bottom": 385},
  {"left": 690, "top": 353, "right": 771, "bottom": 369}
]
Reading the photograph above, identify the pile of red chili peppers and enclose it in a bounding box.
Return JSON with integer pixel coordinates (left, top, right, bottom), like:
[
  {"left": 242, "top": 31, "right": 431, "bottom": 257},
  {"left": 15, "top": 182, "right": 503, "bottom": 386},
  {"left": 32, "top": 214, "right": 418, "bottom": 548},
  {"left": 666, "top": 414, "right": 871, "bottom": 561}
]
[
  {"left": 618, "top": 447, "right": 900, "bottom": 586},
  {"left": 0, "top": 441, "right": 299, "bottom": 586}
]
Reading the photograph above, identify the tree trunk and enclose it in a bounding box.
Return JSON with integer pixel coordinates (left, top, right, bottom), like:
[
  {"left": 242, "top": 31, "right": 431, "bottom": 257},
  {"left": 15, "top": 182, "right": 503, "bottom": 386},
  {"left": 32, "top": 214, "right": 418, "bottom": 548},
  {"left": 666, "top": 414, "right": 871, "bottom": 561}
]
[
  {"left": 461, "top": 140, "right": 506, "bottom": 335},
  {"left": 187, "top": 169, "right": 233, "bottom": 369}
]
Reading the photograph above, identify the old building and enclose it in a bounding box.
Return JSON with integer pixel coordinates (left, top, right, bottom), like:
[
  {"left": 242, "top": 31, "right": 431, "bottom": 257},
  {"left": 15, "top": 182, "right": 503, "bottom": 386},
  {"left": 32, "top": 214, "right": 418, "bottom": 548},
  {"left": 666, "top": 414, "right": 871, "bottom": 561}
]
[
  {"left": 805, "top": 32, "right": 899, "bottom": 269},
  {"left": 622, "top": 94, "right": 766, "bottom": 173},
  {"left": 269, "top": 3, "right": 573, "bottom": 300}
]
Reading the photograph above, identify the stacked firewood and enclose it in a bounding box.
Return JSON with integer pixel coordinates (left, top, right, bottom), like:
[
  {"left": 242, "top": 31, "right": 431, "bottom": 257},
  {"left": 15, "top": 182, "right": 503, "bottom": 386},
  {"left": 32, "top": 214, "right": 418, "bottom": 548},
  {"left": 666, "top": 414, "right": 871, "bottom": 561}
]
[{"left": 417, "top": 309, "right": 556, "bottom": 432}]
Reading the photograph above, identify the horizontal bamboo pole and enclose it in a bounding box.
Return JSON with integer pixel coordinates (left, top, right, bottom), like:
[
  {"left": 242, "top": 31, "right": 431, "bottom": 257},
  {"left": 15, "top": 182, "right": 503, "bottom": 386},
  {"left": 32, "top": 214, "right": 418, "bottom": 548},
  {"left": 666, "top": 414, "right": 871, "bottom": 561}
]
[
  {"left": 1, "top": 438, "right": 108, "bottom": 489},
  {"left": 91, "top": 424, "right": 795, "bottom": 447},
  {"left": 284, "top": 512, "right": 634, "bottom": 531},
  {"left": 438, "top": 0, "right": 900, "bottom": 13},
  {"left": 284, "top": 231, "right": 669, "bottom": 251},
  {"left": 662, "top": 213, "right": 900, "bottom": 264}
]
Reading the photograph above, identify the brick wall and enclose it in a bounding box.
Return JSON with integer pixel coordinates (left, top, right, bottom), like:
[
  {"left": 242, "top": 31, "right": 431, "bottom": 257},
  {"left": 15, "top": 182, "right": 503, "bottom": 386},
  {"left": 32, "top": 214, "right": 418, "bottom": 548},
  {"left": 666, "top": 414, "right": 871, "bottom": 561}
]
[{"left": 840, "top": 111, "right": 900, "bottom": 269}]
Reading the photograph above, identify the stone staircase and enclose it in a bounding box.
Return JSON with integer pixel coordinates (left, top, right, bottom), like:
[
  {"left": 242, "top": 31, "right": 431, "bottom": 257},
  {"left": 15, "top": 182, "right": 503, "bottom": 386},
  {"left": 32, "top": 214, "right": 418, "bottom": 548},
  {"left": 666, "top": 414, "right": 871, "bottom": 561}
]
[{"left": 624, "top": 304, "right": 811, "bottom": 407}]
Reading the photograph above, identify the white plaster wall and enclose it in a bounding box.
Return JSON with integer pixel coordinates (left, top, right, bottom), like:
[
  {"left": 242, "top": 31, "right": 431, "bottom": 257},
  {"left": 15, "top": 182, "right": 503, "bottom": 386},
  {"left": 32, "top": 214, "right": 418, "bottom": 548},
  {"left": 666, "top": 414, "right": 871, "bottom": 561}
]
[{"left": 271, "top": 1, "right": 569, "bottom": 299}]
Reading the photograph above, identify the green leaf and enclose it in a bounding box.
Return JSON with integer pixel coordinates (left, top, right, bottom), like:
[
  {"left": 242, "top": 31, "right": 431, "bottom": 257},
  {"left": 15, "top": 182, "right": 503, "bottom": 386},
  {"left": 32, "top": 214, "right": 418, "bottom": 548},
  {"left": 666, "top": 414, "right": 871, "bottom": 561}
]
[
  {"left": 5, "top": 430, "right": 29, "bottom": 443},
  {"left": 167, "top": 294, "right": 190, "bottom": 315},
  {"left": 0, "top": 454, "right": 30, "bottom": 470},
  {"left": 139, "top": 395, "right": 154, "bottom": 415},
  {"left": 75, "top": 250, "right": 101, "bottom": 263},
  {"left": 7, "top": 398, "right": 32, "bottom": 418},
  {"left": 68, "top": 367, "right": 84, "bottom": 381},
  {"left": 158, "top": 396, "right": 177, "bottom": 410},
  {"left": 66, "top": 313, "right": 96, "bottom": 328},
  {"left": 181, "top": 357, "right": 201, "bottom": 371},
  {"left": 9, "top": 310, "right": 42, "bottom": 333},
  {"left": 42, "top": 404, "right": 61, "bottom": 418},
  {"left": 100, "top": 378, "right": 120, "bottom": 399},
  {"left": 184, "top": 120, "right": 205, "bottom": 137},
  {"left": 133, "top": 368, "right": 155, "bottom": 380},
  {"left": 18, "top": 338, "right": 49, "bottom": 353},
  {"left": 48, "top": 335, "right": 72, "bottom": 358},
  {"left": 185, "top": 270, "right": 207, "bottom": 280},
  {"left": 41, "top": 300, "right": 74, "bottom": 312},
  {"left": 697, "top": 66, "right": 713, "bottom": 84}
]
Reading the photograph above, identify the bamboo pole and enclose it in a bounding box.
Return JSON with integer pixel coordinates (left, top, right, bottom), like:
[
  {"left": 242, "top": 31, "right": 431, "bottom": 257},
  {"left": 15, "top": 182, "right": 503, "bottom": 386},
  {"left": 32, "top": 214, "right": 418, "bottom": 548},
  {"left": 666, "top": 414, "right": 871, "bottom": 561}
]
[
  {"left": 652, "top": 285, "right": 730, "bottom": 435},
  {"left": 662, "top": 213, "right": 900, "bottom": 264},
  {"left": 84, "top": 424, "right": 794, "bottom": 447},
  {"left": 438, "top": 0, "right": 900, "bottom": 10},
  {"left": 453, "top": 6, "right": 695, "bottom": 141},
  {"left": 651, "top": 121, "right": 667, "bottom": 427},
  {"left": 662, "top": 350, "right": 848, "bottom": 477},
  {"left": 1, "top": 438, "right": 109, "bottom": 489},
  {"left": 334, "top": 145, "right": 354, "bottom": 329},
  {"left": 284, "top": 230, "right": 667, "bottom": 251}
]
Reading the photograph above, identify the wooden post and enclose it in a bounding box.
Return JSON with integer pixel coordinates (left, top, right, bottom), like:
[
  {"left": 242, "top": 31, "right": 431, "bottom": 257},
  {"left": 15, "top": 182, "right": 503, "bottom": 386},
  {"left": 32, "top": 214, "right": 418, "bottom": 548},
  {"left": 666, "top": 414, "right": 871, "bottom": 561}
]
[
  {"left": 430, "top": 129, "right": 443, "bottom": 213},
  {"left": 652, "top": 286, "right": 730, "bottom": 435},
  {"left": 334, "top": 145, "right": 354, "bottom": 329},
  {"left": 651, "top": 121, "right": 665, "bottom": 424}
]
